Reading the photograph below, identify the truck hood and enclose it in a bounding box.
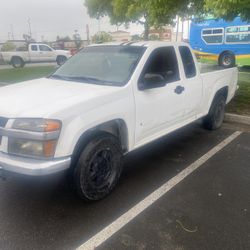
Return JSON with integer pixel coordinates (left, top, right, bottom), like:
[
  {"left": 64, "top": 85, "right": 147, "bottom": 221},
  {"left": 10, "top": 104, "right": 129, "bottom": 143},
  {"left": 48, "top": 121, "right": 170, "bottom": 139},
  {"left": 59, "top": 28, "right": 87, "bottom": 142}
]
[{"left": 0, "top": 78, "right": 119, "bottom": 118}]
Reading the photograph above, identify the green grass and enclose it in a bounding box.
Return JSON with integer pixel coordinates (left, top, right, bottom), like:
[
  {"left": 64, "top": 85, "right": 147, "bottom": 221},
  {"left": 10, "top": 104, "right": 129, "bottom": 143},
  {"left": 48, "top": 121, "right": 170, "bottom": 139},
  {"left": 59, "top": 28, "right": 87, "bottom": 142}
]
[
  {"left": 0, "top": 66, "right": 56, "bottom": 84},
  {"left": 227, "top": 72, "right": 250, "bottom": 116}
]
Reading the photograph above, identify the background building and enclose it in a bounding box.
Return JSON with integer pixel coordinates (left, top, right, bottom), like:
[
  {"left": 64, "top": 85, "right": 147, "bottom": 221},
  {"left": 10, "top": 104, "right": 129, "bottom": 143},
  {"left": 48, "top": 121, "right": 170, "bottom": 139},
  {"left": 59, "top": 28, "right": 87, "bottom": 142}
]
[{"left": 110, "top": 30, "right": 131, "bottom": 42}]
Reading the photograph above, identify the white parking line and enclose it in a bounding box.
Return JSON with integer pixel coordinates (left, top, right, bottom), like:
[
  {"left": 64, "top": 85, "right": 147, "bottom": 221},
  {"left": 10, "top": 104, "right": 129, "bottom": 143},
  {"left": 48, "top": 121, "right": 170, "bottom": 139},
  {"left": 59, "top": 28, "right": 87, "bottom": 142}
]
[{"left": 77, "top": 131, "right": 242, "bottom": 250}]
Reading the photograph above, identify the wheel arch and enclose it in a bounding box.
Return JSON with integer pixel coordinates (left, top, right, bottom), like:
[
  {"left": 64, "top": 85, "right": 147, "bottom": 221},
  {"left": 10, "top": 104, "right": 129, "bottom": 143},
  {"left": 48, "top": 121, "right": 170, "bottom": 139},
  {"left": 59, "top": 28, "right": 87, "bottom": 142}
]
[
  {"left": 208, "top": 86, "right": 229, "bottom": 112},
  {"left": 70, "top": 119, "right": 129, "bottom": 167},
  {"left": 10, "top": 56, "right": 25, "bottom": 65},
  {"left": 56, "top": 55, "right": 67, "bottom": 61}
]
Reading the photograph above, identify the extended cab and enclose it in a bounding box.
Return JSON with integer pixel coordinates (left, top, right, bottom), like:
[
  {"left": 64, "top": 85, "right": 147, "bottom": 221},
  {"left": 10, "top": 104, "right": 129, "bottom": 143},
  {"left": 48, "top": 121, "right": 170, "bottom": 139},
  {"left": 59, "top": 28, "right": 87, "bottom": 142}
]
[
  {"left": 0, "top": 43, "right": 71, "bottom": 68},
  {"left": 0, "top": 42, "right": 238, "bottom": 200}
]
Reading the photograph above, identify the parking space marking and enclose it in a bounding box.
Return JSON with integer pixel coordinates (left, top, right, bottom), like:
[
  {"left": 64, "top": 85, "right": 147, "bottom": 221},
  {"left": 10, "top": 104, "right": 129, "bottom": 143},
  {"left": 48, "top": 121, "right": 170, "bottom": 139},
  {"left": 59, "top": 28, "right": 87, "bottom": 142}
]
[{"left": 77, "top": 131, "right": 242, "bottom": 250}]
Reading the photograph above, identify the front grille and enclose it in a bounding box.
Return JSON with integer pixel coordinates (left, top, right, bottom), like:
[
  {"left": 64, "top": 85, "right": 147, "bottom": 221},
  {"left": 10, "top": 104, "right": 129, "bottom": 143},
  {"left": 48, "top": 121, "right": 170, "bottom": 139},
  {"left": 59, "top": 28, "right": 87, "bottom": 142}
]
[{"left": 0, "top": 117, "right": 8, "bottom": 144}]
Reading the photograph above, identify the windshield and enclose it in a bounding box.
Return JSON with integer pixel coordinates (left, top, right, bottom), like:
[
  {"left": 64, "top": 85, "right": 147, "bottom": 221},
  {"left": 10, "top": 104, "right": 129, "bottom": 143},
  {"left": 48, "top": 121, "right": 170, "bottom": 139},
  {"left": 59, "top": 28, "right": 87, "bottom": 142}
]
[{"left": 51, "top": 45, "right": 146, "bottom": 86}]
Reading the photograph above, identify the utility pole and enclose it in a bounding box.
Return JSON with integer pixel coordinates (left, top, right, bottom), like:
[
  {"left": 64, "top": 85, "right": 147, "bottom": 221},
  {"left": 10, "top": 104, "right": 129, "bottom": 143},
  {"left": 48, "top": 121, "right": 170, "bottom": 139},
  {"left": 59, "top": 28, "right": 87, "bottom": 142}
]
[
  {"left": 187, "top": 19, "right": 190, "bottom": 41},
  {"left": 27, "top": 18, "right": 32, "bottom": 38},
  {"left": 175, "top": 16, "right": 180, "bottom": 42},
  {"left": 98, "top": 18, "right": 101, "bottom": 33},
  {"left": 10, "top": 24, "right": 14, "bottom": 40},
  {"left": 181, "top": 18, "right": 184, "bottom": 42},
  {"left": 86, "top": 24, "right": 90, "bottom": 44}
]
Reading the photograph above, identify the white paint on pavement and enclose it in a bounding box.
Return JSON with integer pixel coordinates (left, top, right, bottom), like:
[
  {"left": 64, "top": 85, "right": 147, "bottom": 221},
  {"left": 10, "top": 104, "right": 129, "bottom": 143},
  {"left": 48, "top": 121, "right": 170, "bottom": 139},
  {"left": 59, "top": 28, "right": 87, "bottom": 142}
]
[{"left": 77, "top": 131, "right": 242, "bottom": 250}]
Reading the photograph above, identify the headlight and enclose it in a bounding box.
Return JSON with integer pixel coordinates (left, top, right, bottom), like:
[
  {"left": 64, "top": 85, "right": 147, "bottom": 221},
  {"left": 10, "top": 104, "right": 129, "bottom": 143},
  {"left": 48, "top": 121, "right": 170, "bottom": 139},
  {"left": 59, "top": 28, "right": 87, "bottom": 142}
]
[
  {"left": 8, "top": 119, "right": 61, "bottom": 159},
  {"left": 8, "top": 139, "right": 57, "bottom": 158},
  {"left": 12, "top": 118, "right": 61, "bottom": 132}
]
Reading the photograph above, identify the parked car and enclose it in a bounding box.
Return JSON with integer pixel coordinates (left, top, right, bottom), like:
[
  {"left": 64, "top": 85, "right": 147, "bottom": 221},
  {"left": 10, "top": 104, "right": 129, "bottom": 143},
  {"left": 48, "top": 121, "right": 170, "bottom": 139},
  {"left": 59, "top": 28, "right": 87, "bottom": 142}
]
[
  {"left": 0, "top": 42, "right": 238, "bottom": 200},
  {"left": 0, "top": 43, "right": 71, "bottom": 68}
]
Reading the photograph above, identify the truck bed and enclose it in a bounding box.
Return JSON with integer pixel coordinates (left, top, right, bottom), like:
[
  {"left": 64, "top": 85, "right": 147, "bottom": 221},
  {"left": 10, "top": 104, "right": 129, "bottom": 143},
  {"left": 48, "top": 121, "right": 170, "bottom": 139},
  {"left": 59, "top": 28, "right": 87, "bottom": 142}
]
[
  {"left": 200, "top": 63, "right": 233, "bottom": 73},
  {"left": 200, "top": 65, "right": 238, "bottom": 113}
]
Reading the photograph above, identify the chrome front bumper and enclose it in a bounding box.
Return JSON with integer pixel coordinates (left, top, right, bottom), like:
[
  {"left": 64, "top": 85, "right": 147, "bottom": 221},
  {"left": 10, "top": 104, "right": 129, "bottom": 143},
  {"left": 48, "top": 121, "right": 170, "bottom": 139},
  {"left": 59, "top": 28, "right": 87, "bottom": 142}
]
[{"left": 0, "top": 152, "right": 71, "bottom": 176}]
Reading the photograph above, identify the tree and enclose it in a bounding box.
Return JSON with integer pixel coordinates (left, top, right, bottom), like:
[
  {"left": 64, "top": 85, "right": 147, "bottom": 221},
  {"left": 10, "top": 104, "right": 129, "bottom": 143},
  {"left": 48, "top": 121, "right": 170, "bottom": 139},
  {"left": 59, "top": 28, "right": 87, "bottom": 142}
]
[
  {"left": 85, "top": 0, "right": 206, "bottom": 40},
  {"left": 92, "top": 31, "right": 113, "bottom": 44},
  {"left": 1, "top": 42, "right": 16, "bottom": 52},
  {"left": 149, "top": 34, "right": 160, "bottom": 41},
  {"left": 73, "top": 30, "right": 82, "bottom": 51},
  {"left": 56, "top": 35, "right": 71, "bottom": 42},
  {"left": 131, "top": 34, "right": 142, "bottom": 41},
  {"left": 205, "top": 0, "right": 250, "bottom": 21},
  {"left": 23, "top": 34, "right": 35, "bottom": 43}
]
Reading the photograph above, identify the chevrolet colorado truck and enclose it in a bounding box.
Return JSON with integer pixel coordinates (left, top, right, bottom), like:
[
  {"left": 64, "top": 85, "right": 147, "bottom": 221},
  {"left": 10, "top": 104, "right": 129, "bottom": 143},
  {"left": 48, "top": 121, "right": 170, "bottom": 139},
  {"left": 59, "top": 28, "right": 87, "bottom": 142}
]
[
  {"left": 0, "top": 43, "right": 71, "bottom": 68},
  {"left": 0, "top": 42, "right": 238, "bottom": 201}
]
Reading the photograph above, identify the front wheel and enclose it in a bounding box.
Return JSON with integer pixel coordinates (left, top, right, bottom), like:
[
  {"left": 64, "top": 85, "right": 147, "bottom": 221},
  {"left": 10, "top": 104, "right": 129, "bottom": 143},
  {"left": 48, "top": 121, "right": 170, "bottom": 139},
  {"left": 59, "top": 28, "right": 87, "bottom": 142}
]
[
  {"left": 56, "top": 56, "right": 67, "bottom": 66},
  {"left": 72, "top": 133, "right": 123, "bottom": 201},
  {"left": 203, "top": 95, "right": 226, "bottom": 130}
]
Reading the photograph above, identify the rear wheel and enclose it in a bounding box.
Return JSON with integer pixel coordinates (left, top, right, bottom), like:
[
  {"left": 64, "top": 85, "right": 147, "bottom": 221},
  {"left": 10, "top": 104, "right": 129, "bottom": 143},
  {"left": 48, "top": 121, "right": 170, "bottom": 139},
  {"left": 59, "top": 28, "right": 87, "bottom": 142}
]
[
  {"left": 72, "top": 133, "right": 123, "bottom": 201},
  {"left": 203, "top": 95, "right": 226, "bottom": 130},
  {"left": 219, "top": 52, "right": 235, "bottom": 68},
  {"left": 11, "top": 57, "right": 25, "bottom": 68}
]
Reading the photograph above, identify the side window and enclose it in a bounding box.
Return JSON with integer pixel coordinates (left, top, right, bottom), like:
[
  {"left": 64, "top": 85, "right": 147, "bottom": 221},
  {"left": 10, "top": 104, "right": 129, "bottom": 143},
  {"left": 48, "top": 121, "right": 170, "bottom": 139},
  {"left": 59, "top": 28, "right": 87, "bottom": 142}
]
[
  {"left": 39, "top": 45, "right": 52, "bottom": 52},
  {"left": 31, "top": 45, "right": 38, "bottom": 51},
  {"left": 179, "top": 46, "right": 196, "bottom": 78},
  {"left": 226, "top": 25, "right": 250, "bottom": 43},
  {"left": 141, "top": 47, "right": 180, "bottom": 85},
  {"left": 202, "top": 28, "right": 224, "bottom": 44}
]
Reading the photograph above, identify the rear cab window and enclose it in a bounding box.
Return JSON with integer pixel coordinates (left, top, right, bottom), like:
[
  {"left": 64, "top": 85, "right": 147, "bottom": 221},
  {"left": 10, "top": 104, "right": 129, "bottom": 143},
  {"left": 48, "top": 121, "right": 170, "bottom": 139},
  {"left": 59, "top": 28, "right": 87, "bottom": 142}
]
[
  {"left": 31, "top": 45, "right": 38, "bottom": 51},
  {"left": 179, "top": 46, "right": 197, "bottom": 78}
]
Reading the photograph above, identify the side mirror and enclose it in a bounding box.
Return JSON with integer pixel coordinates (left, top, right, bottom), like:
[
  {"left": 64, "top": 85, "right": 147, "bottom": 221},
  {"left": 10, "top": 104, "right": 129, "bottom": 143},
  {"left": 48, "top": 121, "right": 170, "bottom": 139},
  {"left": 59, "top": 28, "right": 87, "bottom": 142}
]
[{"left": 139, "top": 73, "right": 166, "bottom": 90}]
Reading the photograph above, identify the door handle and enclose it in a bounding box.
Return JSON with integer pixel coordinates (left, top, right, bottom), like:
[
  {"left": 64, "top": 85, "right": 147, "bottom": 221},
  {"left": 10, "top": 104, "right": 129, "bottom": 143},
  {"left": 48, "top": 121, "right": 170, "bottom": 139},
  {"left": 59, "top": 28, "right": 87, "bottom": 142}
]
[{"left": 174, "top": 85, "right": 185, "bottom": 95}]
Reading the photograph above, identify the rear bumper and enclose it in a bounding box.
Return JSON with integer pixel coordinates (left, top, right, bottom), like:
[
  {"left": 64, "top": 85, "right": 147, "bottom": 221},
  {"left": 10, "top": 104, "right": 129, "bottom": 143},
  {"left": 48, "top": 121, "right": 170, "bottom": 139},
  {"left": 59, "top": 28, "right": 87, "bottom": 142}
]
[{"left": 0, "top": 152, "right": 71, "bottom": 176}]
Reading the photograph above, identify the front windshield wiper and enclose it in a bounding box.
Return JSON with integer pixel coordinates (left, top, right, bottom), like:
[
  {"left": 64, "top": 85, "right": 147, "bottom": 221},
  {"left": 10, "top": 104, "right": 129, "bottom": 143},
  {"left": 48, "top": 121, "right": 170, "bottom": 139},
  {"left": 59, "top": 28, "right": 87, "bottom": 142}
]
[
  {"left": 66, "top": 76, "right": 112, "bottom": 85},
  {"left": 49, "top": 75, "right": 120, "bottom": 86},
  {"left": 49, "top": 74, "right": 71, "bottom": 81}
]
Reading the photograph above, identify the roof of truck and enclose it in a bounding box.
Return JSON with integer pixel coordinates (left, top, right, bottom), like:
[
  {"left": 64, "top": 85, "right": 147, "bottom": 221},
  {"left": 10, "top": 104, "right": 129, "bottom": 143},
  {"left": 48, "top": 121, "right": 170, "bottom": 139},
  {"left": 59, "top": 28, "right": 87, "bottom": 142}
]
[{"left": 89, "top": 41, "right": 190, "bottom": 48}]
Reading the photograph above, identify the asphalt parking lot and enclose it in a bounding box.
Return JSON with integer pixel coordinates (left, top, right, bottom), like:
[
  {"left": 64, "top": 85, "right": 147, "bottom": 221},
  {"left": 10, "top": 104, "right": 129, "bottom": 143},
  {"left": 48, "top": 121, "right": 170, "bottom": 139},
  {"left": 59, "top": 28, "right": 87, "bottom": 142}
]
[{"left": 0, "top": 122, "right": 250, "bottom": 250}]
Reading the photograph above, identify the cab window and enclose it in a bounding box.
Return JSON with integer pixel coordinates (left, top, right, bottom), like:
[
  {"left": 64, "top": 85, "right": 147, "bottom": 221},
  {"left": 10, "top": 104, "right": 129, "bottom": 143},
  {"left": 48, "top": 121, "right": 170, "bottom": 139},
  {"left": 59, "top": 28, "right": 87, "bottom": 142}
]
[
  {"left": 39, "top": 45, "right": 52, "bottom": 52},
  {"left": 141, "top": 46, "right": 180, "bottom": 85},
  {"left": 179, "top": 46, "right": 196, "bottom": 78}
]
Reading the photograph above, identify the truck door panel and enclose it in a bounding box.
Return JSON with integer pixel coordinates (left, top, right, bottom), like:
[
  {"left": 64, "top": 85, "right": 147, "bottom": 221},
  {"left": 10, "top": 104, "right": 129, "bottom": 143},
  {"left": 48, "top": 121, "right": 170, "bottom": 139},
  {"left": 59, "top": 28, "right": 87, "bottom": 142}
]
[
  {"left": 178, "top": 46, "right": 203, "bottom": 118},
  {"left": 134, "top": 46, "right": 186, "bottom": 143}
]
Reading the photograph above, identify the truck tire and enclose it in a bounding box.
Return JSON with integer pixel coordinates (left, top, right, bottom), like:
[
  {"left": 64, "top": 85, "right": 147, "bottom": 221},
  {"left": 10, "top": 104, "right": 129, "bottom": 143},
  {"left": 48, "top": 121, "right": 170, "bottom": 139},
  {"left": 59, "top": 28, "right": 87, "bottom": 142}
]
[
  {"left": 219, "top": 52, "right": 235, "bottom": 68},
  {"left": 203, "top": 95, "right": 226, "bottom": 130},
  {"left": 56, "top": 56, "right": 67, "bottom": 66},
  {"left": 72, "top": 133, "right": 123, "bottom": 201},
  {"left": 11, "top": 57, "right": 25, "bottom": 68}
]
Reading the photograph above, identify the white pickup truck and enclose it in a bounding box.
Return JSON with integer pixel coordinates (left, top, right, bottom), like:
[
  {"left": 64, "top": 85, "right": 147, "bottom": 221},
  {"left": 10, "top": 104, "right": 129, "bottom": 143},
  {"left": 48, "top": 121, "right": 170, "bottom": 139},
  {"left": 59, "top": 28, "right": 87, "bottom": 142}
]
[
  {"left": 0, "top": 42, "right": 238, "bottom": 201},
  {"left": 0, "top": 43, "right": 71, "bottom": 68}
]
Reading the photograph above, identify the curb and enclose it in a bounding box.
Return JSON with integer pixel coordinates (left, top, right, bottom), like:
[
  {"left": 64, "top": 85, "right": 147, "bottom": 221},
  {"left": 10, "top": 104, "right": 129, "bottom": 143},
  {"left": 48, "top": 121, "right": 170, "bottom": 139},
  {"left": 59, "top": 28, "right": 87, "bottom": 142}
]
[{"left": 225, "top": 113, "right": 250, "bottom": 126}]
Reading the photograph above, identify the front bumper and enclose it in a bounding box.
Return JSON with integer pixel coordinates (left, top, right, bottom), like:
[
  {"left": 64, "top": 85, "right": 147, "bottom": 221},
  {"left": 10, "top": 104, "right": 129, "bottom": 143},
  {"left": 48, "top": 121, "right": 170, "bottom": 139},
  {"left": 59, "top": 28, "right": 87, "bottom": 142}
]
[{"left": 0, "top": 152, "right": 71, "bottom": 176}]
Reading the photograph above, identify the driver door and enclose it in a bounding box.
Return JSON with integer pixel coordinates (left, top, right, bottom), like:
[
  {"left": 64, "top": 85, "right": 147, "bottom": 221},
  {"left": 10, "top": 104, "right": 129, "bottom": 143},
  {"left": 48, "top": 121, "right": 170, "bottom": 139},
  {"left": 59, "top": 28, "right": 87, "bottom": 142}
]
[
  {"left": 134, "top": 46, "right": 186, "bottom": 145},
  {"left": 38, "top": 45, "right": 55, "bottom": 62}
]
